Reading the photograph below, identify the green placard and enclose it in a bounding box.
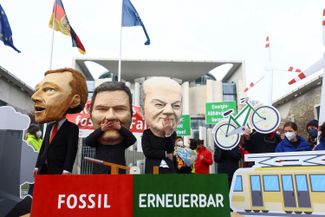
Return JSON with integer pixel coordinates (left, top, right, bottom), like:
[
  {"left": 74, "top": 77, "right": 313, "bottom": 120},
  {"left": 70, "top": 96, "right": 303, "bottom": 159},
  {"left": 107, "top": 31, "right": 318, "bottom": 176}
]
[
  {"left": 134, "top": 174, "right": 230, "bottom": 217},
  {"left": 176, "top": 114, "right": 191, "bottom": 136},
  {"left": 205, "top": 101, "right": 237, "bottom": 124}
]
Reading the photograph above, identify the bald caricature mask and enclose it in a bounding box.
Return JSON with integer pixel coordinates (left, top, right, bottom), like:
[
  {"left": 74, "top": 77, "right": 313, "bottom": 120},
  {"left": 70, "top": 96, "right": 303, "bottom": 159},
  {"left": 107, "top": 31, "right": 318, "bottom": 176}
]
[
  {"left": 32, "top": 68, "right": 88, "bottom": 123},
  {"left": 143, "top": 77, "right": 183, "bottom": 137}
]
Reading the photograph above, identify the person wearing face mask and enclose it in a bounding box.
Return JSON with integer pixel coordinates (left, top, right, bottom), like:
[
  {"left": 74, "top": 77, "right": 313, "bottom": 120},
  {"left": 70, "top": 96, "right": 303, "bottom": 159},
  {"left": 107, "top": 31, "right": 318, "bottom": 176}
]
[
  {"left": 26, "top": 123, "right": 43, "bottom": 152},
  {"left": 275, "top": 121, "right": 312, "bottom": 152},
  {"left": 314, "top": 122, "right": 325, "bottom": 150},
  {"left": 306, "top": 119, "right": 319, "bottom": 148}
]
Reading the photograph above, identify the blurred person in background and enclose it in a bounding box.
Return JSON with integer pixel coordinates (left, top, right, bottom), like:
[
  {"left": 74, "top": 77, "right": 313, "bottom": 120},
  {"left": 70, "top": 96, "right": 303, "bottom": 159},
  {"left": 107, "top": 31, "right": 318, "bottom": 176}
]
[
  {"left": 306, "top": 119, "right": 319, "bottom": 148},
  {"left": 314, "top": 122, "right": 325, "bottom": 150},
  {"left": 25, "top": 123, "right": 43, "bottom": 152},
  {"left": 275, "top": 121, "right": 311, "bottom": 152},
  {"left": 195, "top": 139, "right": 213, "bottom": 174}
]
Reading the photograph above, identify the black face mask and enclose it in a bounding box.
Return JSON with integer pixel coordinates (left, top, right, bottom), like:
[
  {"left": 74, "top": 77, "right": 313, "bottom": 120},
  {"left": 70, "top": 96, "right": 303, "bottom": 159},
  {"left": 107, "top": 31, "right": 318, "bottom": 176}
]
[{"left": 309, "top": 128, "right": 318, "bottom": 139}]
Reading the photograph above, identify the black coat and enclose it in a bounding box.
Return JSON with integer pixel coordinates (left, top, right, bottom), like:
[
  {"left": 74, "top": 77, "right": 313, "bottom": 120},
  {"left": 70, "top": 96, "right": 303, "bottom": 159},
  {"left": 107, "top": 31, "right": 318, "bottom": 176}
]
[
  {"left": 141, "top": 129, "right": 176, "bottom": 174},
  {"left": 35, "top": 120, "right": 79, "bottom": 174},
  {"left": 85, "top": 127, "right": 136, "bottom": 174}
]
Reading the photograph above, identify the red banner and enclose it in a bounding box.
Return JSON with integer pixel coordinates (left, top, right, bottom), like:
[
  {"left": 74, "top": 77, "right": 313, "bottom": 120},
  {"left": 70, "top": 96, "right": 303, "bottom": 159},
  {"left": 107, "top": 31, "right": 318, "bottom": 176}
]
[
  {"left": 130, "top": 106, "right": 146, "bottom": 133},
  {"left": 67, "top": 103, "right": 146, "bottom": 133},
  {"left": 32, "top": 175, "right": 133, "bottom": 217},
  {"left": 66, "top": 100, "right": 93, "bottom": 130}
]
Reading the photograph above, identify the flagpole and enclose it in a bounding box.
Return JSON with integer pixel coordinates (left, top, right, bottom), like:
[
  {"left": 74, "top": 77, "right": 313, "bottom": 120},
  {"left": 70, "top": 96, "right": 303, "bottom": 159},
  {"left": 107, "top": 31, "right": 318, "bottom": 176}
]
[
  {"left": 49, "top": 0, "right": 56, "bottom": 70},
  {"left": 118, "top": 0, "right": 124, "bottom": 82}
]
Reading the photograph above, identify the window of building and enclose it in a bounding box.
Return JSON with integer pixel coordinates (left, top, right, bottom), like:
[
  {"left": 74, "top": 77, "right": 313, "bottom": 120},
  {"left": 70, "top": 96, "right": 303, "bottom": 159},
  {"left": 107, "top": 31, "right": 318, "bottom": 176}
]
[
  {"left": 190, "top": 117, "right": 206, "bottom": 139},
  {"left": 223, "top": 82, "right": 237, "bottom": 101}
]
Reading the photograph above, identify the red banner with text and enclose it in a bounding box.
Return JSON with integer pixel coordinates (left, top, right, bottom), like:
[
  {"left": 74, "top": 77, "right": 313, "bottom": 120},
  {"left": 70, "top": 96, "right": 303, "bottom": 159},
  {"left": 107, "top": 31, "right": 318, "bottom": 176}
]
[{"left": 32, "top": 175, "right": 133, "bottom": 217}]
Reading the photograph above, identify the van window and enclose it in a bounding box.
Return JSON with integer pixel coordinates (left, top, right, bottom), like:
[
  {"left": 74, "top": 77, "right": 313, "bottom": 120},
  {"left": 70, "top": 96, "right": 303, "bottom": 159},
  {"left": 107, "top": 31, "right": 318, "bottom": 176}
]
[
  {"left": 263, "top": 175, "right": 280, "bottom": 192},
  {"left": 310, "top": 174, "right": 325, "bottom": 192},
  {"left": 234, "top": 175, "right": 243, "bottom": 192}
]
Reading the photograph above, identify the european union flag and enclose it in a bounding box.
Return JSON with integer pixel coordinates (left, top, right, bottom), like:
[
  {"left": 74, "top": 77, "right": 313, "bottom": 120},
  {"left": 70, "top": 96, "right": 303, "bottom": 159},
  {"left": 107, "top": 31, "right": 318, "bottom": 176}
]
[
  {"left": 0, "top": 4, "right": 20, "bottom": 53},
  {"left": 122, "top": 0, "right": 150, "bottom": 45}
]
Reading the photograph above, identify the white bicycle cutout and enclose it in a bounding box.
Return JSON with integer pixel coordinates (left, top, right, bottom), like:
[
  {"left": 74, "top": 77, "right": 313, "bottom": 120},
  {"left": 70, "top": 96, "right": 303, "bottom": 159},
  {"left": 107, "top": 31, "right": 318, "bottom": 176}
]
[{"left": 212, "top": 98, "right": 281, "bottom": 150}]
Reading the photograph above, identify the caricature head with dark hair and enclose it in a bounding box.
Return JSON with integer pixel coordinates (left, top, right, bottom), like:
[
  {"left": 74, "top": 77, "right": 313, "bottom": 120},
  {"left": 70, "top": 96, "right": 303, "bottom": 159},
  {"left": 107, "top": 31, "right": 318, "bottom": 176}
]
[{"left": 89, "top": 82, "right": 133, "bottom": 145}]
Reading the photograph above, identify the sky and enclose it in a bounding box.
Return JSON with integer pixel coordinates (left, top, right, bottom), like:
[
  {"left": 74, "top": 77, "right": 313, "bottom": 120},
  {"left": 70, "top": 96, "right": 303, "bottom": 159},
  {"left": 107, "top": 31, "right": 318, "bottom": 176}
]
[{"left": 1, "top": 0, "right": 325, "bottom": 104}]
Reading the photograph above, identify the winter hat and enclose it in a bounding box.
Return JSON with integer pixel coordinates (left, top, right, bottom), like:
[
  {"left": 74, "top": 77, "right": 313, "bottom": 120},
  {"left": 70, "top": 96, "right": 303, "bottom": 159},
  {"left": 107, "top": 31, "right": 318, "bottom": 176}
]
[
  {"left": 306, "top": 119, "right": 319, "bottom": 131},
  {"left": 28, "top": 123, "right": 40, "bottom": 135}
]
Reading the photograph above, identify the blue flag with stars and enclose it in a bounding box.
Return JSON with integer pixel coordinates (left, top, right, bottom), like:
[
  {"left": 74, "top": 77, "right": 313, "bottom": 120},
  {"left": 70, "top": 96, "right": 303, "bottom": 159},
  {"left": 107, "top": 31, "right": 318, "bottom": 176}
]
[
  {"left": 0, "top": 4, "right": 20, "bottom": 53},
  {"left": 122, "top": 0, "right": 150, "bottom": 45}
]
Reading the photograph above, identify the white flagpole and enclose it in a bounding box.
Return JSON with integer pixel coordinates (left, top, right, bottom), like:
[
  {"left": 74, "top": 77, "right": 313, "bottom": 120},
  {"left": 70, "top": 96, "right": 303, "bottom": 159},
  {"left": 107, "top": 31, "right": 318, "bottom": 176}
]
[
  {"left": 49, "top": 0, "right": 56, "bottom": 70},
  {"left": 118, "top": 0, "right": 124, "bottom": 82}
]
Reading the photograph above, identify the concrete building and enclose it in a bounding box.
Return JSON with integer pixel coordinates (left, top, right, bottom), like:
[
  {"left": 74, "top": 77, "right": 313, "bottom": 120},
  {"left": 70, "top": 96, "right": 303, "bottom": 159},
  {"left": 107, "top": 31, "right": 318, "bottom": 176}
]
[
  {"left": 0, "top": 66, "right": 34, "bottom": 115},
  {"left": 73, "top": 58, "right": 246, "bottom": 174},
  {"left": 273, "top": 74, "right": 322, "bottom": 139}
]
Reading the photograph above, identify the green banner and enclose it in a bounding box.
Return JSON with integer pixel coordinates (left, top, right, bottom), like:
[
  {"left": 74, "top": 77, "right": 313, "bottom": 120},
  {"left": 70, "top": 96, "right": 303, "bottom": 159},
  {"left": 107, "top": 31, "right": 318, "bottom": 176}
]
[
  {"left": 205, "top": 101, "right": 236, "bottom": 124},
  {"left": 133, "top": 174, "right": 230, "bottom": 217},
  {"left": 176, "top": 114, "right": 191, "bottom": 136}
]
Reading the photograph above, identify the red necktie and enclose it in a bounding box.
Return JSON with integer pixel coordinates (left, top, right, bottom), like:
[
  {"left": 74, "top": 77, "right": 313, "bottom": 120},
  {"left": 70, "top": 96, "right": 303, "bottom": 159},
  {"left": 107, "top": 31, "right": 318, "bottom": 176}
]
[{"left": 50, "top": 123, "right": 58, "bottom": 143}]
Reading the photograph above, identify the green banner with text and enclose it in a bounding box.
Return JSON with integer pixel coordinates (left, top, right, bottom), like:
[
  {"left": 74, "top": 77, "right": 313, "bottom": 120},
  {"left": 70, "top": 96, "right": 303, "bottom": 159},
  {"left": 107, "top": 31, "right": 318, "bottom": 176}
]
[
  {"left": 205, "top": 101, "right": 237, "bottom": 124},
  {"left": 133, "top": 174, "right": 230, "bottom": 217},
  {"left": 176, "top": 114, "right": 191, "bottom": 136}
]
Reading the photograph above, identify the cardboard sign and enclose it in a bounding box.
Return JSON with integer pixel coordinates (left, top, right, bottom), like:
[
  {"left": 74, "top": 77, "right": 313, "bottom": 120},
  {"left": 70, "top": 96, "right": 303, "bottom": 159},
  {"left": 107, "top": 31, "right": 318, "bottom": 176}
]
[
  {"left": 32, "top": 175, "right": 133, "bottom": 217},
  {"left": 205, "top": 101, "right": 237, "bottom": 124}
]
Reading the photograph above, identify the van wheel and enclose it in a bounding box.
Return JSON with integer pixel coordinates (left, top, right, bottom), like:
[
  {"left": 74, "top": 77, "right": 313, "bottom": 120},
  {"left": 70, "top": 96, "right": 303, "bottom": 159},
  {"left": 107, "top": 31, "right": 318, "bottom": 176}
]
[
  {"left": 244, "top": 209, "right": 251, "bottom": 212},
  {"left": 304, "top": 212, "right": 312, "bottom": 214},
  {"left": 295, "top": 211, "right": 302, "bottom": 214},
  {"left": 253, "top": 210, "right": 260, "bottom": 213},
  {"left": 285, "top": 211, "right": 293, "bottom": 214},
  {"left": 262, "top": 210, "right": 269, "bottom": 213}
]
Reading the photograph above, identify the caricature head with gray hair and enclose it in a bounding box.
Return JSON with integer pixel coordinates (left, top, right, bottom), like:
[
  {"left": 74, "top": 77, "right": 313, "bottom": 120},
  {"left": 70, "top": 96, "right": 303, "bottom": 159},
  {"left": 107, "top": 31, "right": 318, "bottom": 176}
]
[{"left": 142, "top": 77, "right": 183, "bottom": 137}]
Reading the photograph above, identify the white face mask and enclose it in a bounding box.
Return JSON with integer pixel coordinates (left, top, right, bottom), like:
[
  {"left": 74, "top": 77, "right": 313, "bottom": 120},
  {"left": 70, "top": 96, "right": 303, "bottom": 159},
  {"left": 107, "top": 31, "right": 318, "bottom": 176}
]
[
  {"left": 176, "top": 141, "right": 184, "bottom": 147},
  {"left": 285, "top": 132, "right": 296, "bottom": 141},
  {"left": 36, "top": 131, "right": 42, "bottom": 138}
]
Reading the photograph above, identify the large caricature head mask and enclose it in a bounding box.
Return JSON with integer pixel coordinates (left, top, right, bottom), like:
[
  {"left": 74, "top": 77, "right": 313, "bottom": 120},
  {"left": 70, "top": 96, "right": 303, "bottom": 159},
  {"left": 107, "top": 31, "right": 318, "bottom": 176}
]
[
  {"left": 32, "top": 68, "right": 88, "bottom": 123},
  {"left": 90, "top": 82, "right": 133, "bottom": 145},
  {"left": 143, "top": 77, "right": 182, "bottom": 137}
]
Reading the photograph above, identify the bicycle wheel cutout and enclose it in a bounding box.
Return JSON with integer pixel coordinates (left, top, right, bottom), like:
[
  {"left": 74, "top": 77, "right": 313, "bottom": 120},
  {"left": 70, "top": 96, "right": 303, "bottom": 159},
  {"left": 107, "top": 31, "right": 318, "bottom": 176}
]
[
  {"left": 250, "top": 105, "right": 280, "bottom": 134},
  {"left": 213, "top": 122, "right": 240, "bottom": 150}
]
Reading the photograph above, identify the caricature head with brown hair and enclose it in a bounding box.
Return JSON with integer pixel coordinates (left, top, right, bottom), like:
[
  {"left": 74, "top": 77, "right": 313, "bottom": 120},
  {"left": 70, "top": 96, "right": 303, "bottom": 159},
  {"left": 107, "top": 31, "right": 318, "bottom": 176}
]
[{"left": 32, "top": 68, "right": 88, "bottom": 123}]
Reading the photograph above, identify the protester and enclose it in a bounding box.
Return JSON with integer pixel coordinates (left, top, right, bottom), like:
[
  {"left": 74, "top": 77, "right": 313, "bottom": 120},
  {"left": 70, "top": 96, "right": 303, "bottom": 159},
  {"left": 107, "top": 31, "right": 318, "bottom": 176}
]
[
  {"left": 306, "top": 119, "right": 319, "bottom": 148},
  {"left": 85, "top": 82, "right": 136, "bottom": 174},
  {"left": 243, "top": 128, "right": 281, "bottom": 154},
  {"left": 174, "top": 137, "right": 196, "bottom": 174},
  {"left": 214, "top": 143, "right": 241, "bottom": 188},
  {"left": 275, "top": 121, "right": 312, "bottom": 152},
  {"left": 195, "top": 140, "right": 213, "bottom": 174},
  {"left": 25, "top": 123, "right": 43, "bottom": 152},
  {"left": 314, "top": 122, "right": 325, "bottom": 150}
]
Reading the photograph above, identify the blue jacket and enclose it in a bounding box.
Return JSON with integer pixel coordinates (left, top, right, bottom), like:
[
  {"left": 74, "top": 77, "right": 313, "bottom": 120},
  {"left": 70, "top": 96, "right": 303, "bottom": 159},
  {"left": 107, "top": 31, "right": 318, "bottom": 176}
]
[
  {"left": 315, "top": 137, "right": 325, "bottom": 150},
  {"left": 275, "top": 136, "right": 311, "bottom": 152}
]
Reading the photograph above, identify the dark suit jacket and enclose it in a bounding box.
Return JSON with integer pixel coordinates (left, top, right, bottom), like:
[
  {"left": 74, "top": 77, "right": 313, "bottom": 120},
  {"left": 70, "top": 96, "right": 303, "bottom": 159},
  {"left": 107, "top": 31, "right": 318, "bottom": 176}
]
[
  {"left": 35, "top": 120, "right": 79, "bottom": 174},
  {"left": 141, "top": 129, "right": 176, "bottom": 174}
]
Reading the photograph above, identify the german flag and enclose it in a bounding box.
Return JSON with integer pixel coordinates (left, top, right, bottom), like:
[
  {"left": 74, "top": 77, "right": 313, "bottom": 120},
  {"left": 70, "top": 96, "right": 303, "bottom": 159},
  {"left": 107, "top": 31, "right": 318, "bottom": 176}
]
[{"left": 49, "top": 0, "right": 85, "bottom": 54}]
